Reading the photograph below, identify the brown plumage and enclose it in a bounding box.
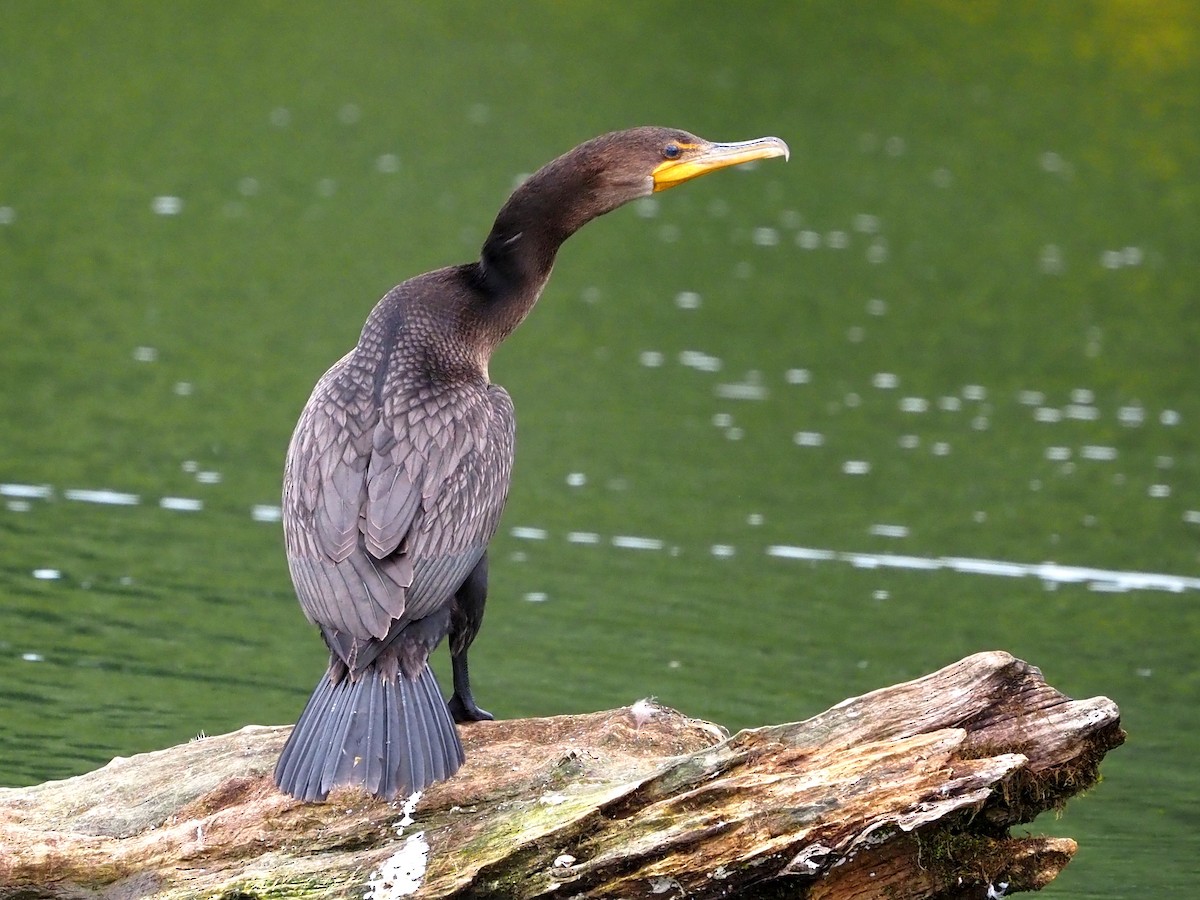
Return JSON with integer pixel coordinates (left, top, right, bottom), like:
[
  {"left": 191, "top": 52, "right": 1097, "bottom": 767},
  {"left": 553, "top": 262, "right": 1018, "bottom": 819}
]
[{"left": 274, "top": 127, "right": 788, "bottom": 802}]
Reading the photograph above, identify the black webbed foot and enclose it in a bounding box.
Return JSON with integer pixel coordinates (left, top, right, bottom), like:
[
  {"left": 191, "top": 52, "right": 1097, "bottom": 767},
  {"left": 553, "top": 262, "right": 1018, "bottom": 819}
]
[{"left": 448, "top": 691, "right": 494, "bottom": 723}]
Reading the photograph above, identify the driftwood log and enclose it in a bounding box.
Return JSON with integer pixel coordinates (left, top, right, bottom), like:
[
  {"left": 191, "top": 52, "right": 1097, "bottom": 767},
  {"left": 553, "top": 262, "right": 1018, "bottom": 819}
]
[{"left": 0, "top": 651, "right": 1122, "bottom": 900}]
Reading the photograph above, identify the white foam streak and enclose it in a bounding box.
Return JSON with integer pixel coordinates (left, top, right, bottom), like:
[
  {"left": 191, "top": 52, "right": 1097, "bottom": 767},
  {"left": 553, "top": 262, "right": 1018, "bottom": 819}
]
[{"left": 768, "top": 545, "right": 1200, "bottom": 593}]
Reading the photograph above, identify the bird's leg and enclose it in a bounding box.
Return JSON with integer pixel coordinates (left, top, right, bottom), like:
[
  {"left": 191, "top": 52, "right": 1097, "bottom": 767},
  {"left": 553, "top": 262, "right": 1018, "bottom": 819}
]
[{"left": 448, "top": 553, "right": 494, "bottom": 722}]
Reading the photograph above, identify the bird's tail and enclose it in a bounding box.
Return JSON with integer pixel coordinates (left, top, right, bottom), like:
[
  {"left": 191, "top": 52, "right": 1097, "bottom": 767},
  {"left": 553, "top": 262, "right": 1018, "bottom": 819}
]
[{"left": 274, "top": 662, "right": 465, "bottom": 802}]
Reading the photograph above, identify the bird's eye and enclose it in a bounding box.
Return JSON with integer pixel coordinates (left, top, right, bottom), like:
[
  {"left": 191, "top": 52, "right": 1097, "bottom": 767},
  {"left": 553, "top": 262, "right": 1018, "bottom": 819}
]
[{"left": 662, "top": 143, "right": 682, "bottom": 160}]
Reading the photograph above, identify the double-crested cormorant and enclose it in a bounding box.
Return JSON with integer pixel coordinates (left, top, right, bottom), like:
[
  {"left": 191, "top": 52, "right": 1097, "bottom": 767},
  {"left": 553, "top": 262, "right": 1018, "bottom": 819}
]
[{"left": 274, "top": 127, "right": 788, "bottom": 802}]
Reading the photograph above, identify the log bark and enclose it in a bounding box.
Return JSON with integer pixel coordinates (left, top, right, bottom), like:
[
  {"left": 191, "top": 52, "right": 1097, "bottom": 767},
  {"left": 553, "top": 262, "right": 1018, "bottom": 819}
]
[{"left": 0, "top": 651, "right": 1123, "bottom": 900}]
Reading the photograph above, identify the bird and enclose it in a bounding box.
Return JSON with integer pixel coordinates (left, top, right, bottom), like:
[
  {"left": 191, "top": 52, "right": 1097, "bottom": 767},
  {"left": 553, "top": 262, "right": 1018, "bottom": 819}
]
[{"left": 274, "top": 126, "right": 789, "bottom": 802}]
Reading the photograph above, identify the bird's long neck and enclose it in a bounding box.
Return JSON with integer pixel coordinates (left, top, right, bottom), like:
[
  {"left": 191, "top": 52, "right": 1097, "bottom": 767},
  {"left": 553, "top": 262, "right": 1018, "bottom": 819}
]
[{"left": 470, "top": 148, "right": 614, "bottom": 347}]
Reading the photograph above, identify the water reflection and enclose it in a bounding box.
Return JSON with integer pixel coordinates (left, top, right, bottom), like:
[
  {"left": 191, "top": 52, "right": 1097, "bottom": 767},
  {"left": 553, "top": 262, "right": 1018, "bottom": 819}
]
[{"left": 498, "top": 522, "right": 1200, "bottom": 596}]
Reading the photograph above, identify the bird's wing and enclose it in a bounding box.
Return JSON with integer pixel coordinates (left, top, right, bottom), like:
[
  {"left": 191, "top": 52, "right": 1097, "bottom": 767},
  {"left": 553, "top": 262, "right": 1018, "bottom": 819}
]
[
  {"left": 363, "top": 377, "right": 514, "bottom": 625},
  {"left": 284, "top": 350, "right": 514, "bottom": 644}
]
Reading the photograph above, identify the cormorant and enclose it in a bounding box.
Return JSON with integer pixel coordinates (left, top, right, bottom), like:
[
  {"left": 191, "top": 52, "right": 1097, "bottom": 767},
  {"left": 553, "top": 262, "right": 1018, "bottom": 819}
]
[{"left": 274, "top": 127, "right": 789, "bottom": 802}]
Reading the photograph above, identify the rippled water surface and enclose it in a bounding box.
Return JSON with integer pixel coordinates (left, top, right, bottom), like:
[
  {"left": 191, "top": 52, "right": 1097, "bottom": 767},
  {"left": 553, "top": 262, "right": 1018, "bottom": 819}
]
[{"left": 1, "top": 4, "right": 1197, "bottom": 896}]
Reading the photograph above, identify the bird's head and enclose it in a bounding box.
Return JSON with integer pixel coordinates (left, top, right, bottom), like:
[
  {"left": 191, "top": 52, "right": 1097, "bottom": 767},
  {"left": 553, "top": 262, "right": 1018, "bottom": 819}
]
[
  {"left": 582, "top": 127, "right": 789, "bottom": 203},
  {"left": 519, "top": 127, "right": 789, "bottom": 233}
]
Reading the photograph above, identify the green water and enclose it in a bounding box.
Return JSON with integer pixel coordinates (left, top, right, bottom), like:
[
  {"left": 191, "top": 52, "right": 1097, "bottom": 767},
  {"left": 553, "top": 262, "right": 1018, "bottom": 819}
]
[{"left": 2, "top": 3, "right": 1197, "bottom": 896}]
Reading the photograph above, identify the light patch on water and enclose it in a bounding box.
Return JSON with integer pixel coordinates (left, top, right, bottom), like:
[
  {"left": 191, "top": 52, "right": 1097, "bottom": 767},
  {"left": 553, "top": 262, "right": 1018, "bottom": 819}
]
[
  {"left": 710, "top": 544, "right": 736, "bottom": 558},
  {"left": 794, "top": 431, "right": 824, "bottom": 447},
  {"left": 766, "top": 545, "right": 836, "bottom": 562},
  {"left": 634, "top": 197, "right": 659, "bottom": 219},
  {"left": 1018, "top": 390, "right": 1045, "bottom": 406},
  {"left": 64, "top": 489, "right": 139, "bottom": 506},
  {"left": 151, "top": 196, "right": 182, "bottom": 216},
  {"left": 868, "top": 524, "right": 910, "bottom": 538},
  {"left": 567, "top": 531, "right": 600, "bottom": 544},
  {"left": 853, "top": 214, "right": 881, "bottom": 234},
  {"left": 1034, "top": 407, "right": 1063, "bottom": 423},
  {"left": 826, "top": 230, "right": 849, "bottom": 249},
  {"left": 1101, "top": 248, "right": 1143, "bottom": 269},
  {"left": 252, "top": 504, "right": 282, "bottom": 523},
  {"left": 464, "top": 102, "right": 490, "bottom": 126},
  {"left": 962, "top": 385, "right": 987, "bottom": 401},
  {"left": 1148, "top": 484, "right": 1171, "bottom": 499},
  {"left": 1160, "top": 409, "right": 1181, "bottom": 426},
  {"left": 0, "top": 206, "right": 16, "bottom": 225},
  {"left": 1067, "top": 401, "right": 1098, "bottom": 419},
  {"left": 1040, "top": 150, "right": 1066, "bottom": 173},
  {"left": 1039, "top": 243, "right": 1064, "bottom": 274},
  {"left": 714, "top": 382, "right": 767, "bottom": 401},
  {"left": 376, "top": 154, "right": 401, "bottom": 174},
  {"left": 160, "top": 497, "right": 203, "bottom": 512},
  {"left": 612, "top": 535, "right": 664, "bottom": 551},
  {"left": 639, "top": 350, "right": 664, "bottom": 368},
  {"left": 899, "top": 397, "right": 928, "bottom": 413},
  {"left": 1045, "top": 447, "right": 1072, "bottom": 461},
  {"left": 1118, "top": 406, "right": 1146, "bottom": 427},
  {"left": 1080, "top": 445, "right": 1118, "bottom": 461},
  {"left": 173, "top": 381, "right": 194, "bottom": 396},
  {"left": 752, "top": 227, "right": 780, "bottom": 247},
  {"left": 796, "top": 230, "right": 821, "bottom": 249},
  {"left": 195, "top": 471, "right": 222, "bottom": 485},
  {"left": 510, "top": 526, "right": 547, "bottom": 541},
  {"left": 334, "top": 102, "right": 361, "bottom": 125},
  {"left": 937, "top": 395, "right": 962, "bottom": 412},
  {"left": 674, "top": 291, "right": 701, "bottom": 310},
  {"left": 842, "top": 460, "right": 871, "bottom": 475},
  {"left": 1184, "top": 511, "right": 1200, "bottom": 526},
  {"left": 32, "top": 568, "right": 61, "bottom": 580},
  {"left": 132, "top": 346, "right": 159, "bottom": 363},
  {"left": 679, "top": 350, "right": 722, "bottom": 372},
  {"left": 785, "top": 368, "right": 811, "bottom": 384},
  {"left": 22, "top": 652, "right": 45, "bottom": 663},
  {"left": 747, "top": 513, "right": 764, "bottom": 526},
  {"left": 872, "top": 372, "right": 898, "bottom": 389},
  {"left": 930, "top": 442, "right": 952, "bottom": 456},
  {"left": 767, "top": 544, "right": 1200, "bottom": 593},
  {"left": 565, "top": 472, "right": 586, "bottom": 487},
  {"left": 523, "top": 592, "right": 549, "bottom": 603},
  {"left": 2, "top": 483, "right": 52, "bottom": 499},
  {"left": 866, "top": 297, "right": 887, "bottom": 316}
]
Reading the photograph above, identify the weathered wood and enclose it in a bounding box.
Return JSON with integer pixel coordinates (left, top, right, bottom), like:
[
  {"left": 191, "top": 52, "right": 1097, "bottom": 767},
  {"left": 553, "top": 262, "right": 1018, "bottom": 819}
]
[{"left": 0, "top": 651, "right": 1123, "bottom": 899}]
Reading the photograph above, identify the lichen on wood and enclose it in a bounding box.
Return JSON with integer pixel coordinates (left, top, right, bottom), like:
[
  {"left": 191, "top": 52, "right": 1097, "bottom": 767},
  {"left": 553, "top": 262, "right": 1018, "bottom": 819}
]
[{"left": 0, "top": 651, "right": 1123, "bottom": 900}]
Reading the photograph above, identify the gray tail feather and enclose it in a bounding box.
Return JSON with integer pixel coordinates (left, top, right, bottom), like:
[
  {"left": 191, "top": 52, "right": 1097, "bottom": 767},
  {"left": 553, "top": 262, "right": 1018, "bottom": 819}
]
[{"left": 274, "top": 663, "right": 465, "bottom": 802}]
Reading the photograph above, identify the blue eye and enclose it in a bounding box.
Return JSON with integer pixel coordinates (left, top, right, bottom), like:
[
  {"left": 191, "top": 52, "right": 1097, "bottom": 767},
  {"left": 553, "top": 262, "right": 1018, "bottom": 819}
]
[{"left": 663, "top": 143, "right": 681, "bottom": 160}]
